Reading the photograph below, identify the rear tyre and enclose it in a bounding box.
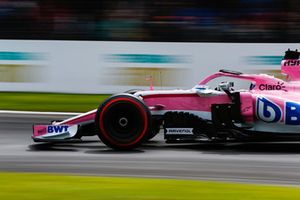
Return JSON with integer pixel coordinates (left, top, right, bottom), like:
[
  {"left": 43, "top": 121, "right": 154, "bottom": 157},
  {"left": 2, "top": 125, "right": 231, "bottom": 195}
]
[{"left": 95, "top": 94, "right": 151, "bottom": 150}]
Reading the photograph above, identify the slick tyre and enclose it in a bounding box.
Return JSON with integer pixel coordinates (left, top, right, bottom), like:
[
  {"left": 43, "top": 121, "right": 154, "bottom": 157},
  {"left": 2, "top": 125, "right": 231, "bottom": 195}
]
[{"left": 95, "top": 94, "right": 151, "bottom": 150}]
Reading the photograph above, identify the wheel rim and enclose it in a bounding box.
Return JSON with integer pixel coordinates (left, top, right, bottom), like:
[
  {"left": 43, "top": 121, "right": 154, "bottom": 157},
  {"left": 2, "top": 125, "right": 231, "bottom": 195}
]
[{"left": 118, "top": 117, "right": 128, "bottom": 127}]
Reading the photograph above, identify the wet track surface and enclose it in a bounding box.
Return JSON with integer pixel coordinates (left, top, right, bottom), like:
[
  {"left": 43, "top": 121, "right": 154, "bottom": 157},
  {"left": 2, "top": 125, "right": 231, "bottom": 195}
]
[{"left": 1, "top": 112, "right": 300, "bottom": 185}]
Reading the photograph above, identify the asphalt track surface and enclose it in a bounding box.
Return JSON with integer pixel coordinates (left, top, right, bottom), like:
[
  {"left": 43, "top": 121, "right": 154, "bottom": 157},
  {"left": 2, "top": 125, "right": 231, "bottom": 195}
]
[{"left": 1, "top": 112, "right": 300, "bottom": 186}]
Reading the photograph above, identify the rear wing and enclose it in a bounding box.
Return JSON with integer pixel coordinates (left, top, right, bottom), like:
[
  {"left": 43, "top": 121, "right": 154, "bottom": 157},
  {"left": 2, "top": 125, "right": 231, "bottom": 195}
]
[{"left": 281, "top": 49, "right": 300, "bottom": 81}]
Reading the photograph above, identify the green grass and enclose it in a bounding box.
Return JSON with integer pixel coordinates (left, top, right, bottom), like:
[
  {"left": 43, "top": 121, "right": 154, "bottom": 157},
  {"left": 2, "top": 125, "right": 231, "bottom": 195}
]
[
  {"left": 0, "top": 172, "right": 300, "bottom": 200},
  {"left": 0, "top": 92, "right": 111, "bottom": 112}
]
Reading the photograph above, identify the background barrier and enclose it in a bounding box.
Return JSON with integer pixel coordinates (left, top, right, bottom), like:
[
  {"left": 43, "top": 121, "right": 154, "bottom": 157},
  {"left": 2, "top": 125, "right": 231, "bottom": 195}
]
[{"left": 0, "top": 40, "right": 297, "bottom": 93}]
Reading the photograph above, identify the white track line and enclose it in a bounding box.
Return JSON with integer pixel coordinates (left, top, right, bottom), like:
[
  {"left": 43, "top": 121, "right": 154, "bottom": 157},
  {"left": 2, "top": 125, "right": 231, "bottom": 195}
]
[{"left": 0, "top": 110, "right": 82, "bottom": 116}]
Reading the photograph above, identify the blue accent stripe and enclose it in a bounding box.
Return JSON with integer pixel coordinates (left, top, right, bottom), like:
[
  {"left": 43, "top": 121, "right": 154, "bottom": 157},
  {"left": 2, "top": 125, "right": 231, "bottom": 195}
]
[
  {"left": 0, "top": 52, "right": 46, "bottom": 61},
  {"left": 244, "top": 56, "right": 282, "bottom": 65},
  {"left": 106, "top": 54, "right": 188, "bottom": 64}
]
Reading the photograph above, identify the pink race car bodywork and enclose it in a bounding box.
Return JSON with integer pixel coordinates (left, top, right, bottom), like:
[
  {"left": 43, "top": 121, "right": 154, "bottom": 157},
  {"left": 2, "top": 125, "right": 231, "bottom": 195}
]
[{"left": 32, "top": 49, "right": 300, "bottom": 149}]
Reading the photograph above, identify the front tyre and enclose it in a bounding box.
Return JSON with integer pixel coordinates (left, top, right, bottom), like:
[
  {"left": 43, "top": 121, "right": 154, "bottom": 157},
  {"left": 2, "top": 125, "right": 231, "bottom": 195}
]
[{"left": 95, "top": 94, "right": 151, "bottom": 150}]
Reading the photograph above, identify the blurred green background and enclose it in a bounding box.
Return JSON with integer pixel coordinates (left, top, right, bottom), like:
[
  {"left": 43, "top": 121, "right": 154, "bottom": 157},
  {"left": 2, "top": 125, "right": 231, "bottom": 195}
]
[
  {"left": 1, "top": 172, "right": 300, "bottom": 200},
  {"left": 0, "top": 92, "right": 110, "bottom": 112}
]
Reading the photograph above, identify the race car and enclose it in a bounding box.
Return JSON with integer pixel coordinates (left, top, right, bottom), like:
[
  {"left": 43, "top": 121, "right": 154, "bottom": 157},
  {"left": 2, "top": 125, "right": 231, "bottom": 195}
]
[{"left": 33, "top": 49, "right": 300, "bottom": 150}]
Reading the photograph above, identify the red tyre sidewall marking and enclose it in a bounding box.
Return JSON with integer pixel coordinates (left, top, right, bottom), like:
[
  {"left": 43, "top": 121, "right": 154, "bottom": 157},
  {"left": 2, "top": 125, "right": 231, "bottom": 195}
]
[{"left": 99, "top": 98, "right": 148, "bottom": 147}]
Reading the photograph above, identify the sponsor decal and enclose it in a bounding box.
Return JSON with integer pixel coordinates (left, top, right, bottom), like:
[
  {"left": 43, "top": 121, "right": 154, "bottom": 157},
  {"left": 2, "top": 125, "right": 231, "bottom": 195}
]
[
  {"left": 242, "top": 106, "right": 252, "bottom": 113},
  {"left": 47, "top": 125, "right": 69, "bottom": 133},
  {"left": 256, "top": 97, "right": 300, "bottom": 125},
  {"left": 283, "top": 60, "right": 300, "bottom": 66},
  {"left": 35, "top": 125, "right": 78, "bottom": 139},
  {"left": 100, "top": 67, "right": 187, "bottom": 87},
  {"left": 256, "top": 97, "right": 282, "bottom": 123},
  {"left": 258, "top": 82, "right": 285, "bottom": 91},
  {"left": 105, "top": 54, "right": 188, "bottom": 64},
  {"left": 244, "top": 56, "right": 281, "bottom": 65},
  {"left": 250, "top": 83, "right": 256, "bottom": 90},
  {"left": 0, "top": 51, "right": 46, "bottom": 61},
  {"left": 38, "top": 127, "right": 47, "bottom": 135},
  {"left": 285, "top": 101, "right": 300, "bottom": 125},
  {"left": 0, "top": 64, "right": 43, "bottom": 83},
  {"left": 166, "top": 128, "right": 193, "bottom": 135}
]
